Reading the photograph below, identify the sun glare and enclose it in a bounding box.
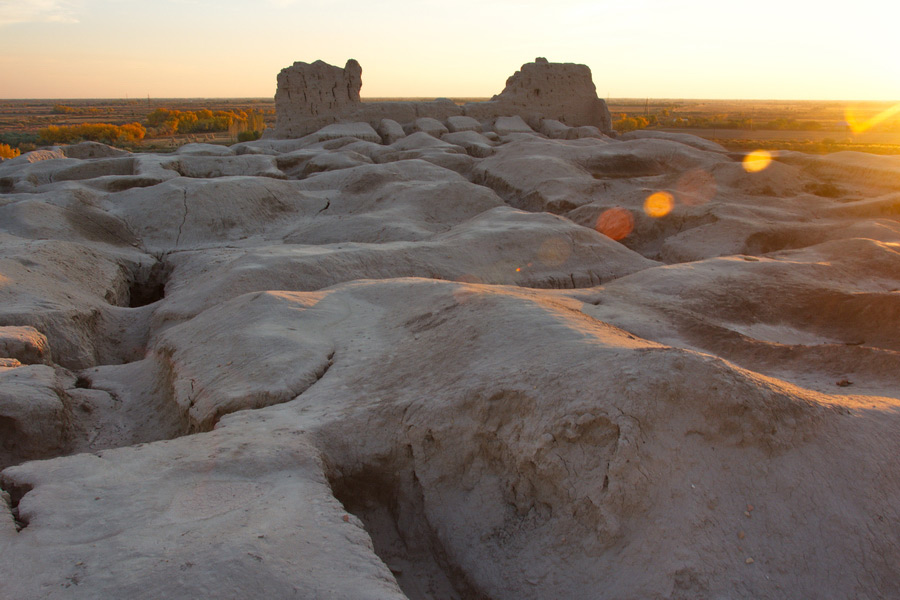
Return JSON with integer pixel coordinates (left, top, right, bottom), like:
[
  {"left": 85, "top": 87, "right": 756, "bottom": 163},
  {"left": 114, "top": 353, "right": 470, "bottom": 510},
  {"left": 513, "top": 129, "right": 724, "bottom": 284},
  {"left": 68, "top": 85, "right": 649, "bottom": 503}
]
[
  {"left": 644, "top": 192, "right": 674, "bottom": 218},
  {"left": 742, "top": 150, "right": 773, "bottom": 173},
  {"left": 845, "top": 102, "right": 900, "bottom": 134}
]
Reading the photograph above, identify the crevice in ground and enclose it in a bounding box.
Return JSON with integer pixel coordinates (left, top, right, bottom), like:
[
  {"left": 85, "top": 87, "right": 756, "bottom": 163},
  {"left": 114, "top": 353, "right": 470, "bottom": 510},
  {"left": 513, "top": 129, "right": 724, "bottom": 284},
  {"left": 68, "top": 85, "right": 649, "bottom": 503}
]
[
  {"left": 174, "top": 188, "right": 189, "bottom": 248},
  {"left": 61, "top": 357, "right": 193, "bottom": 459},
  {"left": 316, "top": 351, "right": 335, "bottom": 384},
  {"left": 1, "top": 477, "right": 34, "bottom": 532},
  {"left": 326, "top": 447, "right": 494, "bottom": 600},
  {"left": 199, "top": 349, "right": 337, "bottom": 432},
  {"left": 126, "top": 257, "right": 172, "bottom": 308},
  {"left": 0, "top": 415, "right": 23, "bottom": 469}
]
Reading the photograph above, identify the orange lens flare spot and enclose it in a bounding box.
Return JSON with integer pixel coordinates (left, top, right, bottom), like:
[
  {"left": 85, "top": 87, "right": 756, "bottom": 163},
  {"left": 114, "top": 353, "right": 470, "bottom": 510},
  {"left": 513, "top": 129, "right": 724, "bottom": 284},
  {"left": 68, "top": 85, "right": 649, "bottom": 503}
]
[
  {"left": 595, "top": 208, "right": 634, "bottom": 241},
  {"left": 644, "top": 192, "right": 674, "bottom": 218},
  {"left": 742, "top": 150, "right": 773, "bottom": 173}
]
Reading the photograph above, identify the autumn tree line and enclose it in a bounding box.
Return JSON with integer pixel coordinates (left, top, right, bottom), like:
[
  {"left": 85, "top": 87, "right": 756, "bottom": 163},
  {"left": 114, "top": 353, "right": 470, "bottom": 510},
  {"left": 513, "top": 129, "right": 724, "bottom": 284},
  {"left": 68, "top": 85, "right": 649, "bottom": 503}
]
[
  {"left": 52, "top": 104, "right": 114, "bottom": 115},
  {"left": 32, "top": 108, "right": 268, "bottom": 147},
  {"left": 38, "top": 122, "right": 148, "bottom": 146},
  {"left": 613, "top": 109, "right": 900, "bottom": 134},
  {"left": 145, "top": 108, "right": 266, "bottom": 138},
  {"left": 613, "top": 111, "right": 831, "bottom": 133}
]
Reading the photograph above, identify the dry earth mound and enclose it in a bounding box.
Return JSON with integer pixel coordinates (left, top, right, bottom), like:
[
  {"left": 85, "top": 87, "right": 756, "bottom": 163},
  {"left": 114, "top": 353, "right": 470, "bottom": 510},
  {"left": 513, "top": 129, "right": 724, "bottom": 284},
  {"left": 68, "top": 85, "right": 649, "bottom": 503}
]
[{"left": 1, "top": 99, "right": 900, "bottom": 599}]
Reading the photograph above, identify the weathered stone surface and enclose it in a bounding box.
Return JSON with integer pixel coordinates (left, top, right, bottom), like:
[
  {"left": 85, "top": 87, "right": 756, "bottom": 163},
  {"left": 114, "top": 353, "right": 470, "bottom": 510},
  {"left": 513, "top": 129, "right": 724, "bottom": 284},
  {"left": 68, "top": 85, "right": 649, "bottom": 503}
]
[
  {"left": 564, "top": 125, "right": 608, "bottom": 140},
  {"left": 540, "top": 118, "right": 571, "bottom": 138},
  {"left": 272, "top": 59, "right": 463, "bottom": 139},
  {"left": 273, "top": 59, "right": 363, "bottom": 138},
  {"left": 4, "top": 114, "right": 900, "bottom": 600},
  {"left": 160, "top": 154, "right": 284, "bottom": 179},
  {"left": 620, "top": 129, "right": 728, "bottom": 153},
  {"left": 0, "top": 422, "right": 409, "bottom": 599},
  {"left": 59, "top": 141, "right": 130, "bottom": 159},
  {"left": 311, "top": 122, "right": 382, "bottom": 144},
  {"left": 441, "top": 131, "right": 496, "bottom": 158},
  {"left": 0, "top": 365, "right": 70, "bottom": 469},
  {"left": 492, "top": 115, "right": 535, "bottom": 136},
  {"left": 0, "top": 327, "right": 51, "bottom": 365},
  {"left": 358, "top": 98, "right": 462, "bottom": 124},
  {"left": 447, "top": 115, "right": 482, "bottom": 133},
  {"left": 410, "top": 117, "right": 449, "bottom": 138},
  {"left": 376, "top": 118, "right": 405, "bottom": 144},
  {"left": 175, "top": 143, "right": 235, "bottom": 156},
  {"left": 484, "top": 57, "right": 612, "bottom": 131}
]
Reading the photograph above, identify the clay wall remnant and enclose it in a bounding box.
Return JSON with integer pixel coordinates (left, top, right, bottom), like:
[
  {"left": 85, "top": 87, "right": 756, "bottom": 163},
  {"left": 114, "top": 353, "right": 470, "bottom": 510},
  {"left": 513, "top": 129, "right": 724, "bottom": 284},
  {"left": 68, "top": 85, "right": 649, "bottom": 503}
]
[{"left": 272, "top": 57, "right": 612, "bottom": 139}]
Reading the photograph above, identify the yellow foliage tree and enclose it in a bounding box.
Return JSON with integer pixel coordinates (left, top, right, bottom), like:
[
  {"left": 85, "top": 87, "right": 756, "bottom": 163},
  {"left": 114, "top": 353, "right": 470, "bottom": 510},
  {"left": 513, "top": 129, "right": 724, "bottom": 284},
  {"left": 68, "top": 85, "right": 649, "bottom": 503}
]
[
  {"left": 0, "top": 143, "right": 20, "bottom": 159},
  {"left": 145, "top": 107, "right": 267, "bottom": 137},
  {"left": 613, "top": 115, "right": 650, "bottom": 133},
  {"left": 38, "top": 123, "right": 146, "bottom": 146}
]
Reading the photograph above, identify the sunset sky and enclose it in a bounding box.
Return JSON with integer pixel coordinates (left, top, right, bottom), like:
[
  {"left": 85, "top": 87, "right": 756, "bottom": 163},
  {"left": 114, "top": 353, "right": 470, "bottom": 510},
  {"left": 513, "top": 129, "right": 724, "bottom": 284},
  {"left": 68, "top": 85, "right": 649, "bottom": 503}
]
[{"left": 1, "top": 0, "right": 899, "bottom": 100}]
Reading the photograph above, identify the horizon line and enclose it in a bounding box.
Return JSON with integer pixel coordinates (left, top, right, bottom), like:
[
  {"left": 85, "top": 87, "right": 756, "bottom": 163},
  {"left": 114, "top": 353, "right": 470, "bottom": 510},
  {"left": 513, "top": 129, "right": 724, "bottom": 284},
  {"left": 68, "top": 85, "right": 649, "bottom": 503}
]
[{"left": 2, "top": 97, "right": 900, "bottom": 104}]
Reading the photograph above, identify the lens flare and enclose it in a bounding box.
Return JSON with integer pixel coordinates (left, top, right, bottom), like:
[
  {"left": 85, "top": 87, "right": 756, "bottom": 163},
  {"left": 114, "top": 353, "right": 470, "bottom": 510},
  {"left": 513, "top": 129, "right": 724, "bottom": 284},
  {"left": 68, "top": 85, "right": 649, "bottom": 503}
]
[
  {"left": 675, "top": 168, "right": 716, "bottom": 206},
  {"left": 845, "top": 102, "right": 900, "bottom": 134},
  {"left": 742, "top": 150, "right": 772, "bottom": 173},
  {"left": 644, "top": 192, "right": 674, "bottom": 218},
  {"left": 595, "top": 208, "right": 634, "bottom": 241},
  {"left": 537, "top": 237, "right": 572, "bottom": 267}
]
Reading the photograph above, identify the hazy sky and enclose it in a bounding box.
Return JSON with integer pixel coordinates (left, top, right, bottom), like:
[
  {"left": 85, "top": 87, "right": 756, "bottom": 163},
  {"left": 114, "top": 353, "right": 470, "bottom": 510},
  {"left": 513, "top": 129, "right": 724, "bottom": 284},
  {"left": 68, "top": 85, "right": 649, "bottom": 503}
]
[{"left": 1, "top": 0, "right": 899, "bottom": 100}]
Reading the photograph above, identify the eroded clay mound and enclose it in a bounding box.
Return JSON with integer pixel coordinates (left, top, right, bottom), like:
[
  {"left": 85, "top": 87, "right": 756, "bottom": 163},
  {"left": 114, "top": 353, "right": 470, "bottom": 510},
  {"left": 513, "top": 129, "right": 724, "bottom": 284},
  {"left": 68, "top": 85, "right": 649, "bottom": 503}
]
[{"left": 1, "top": 116, "right": 900, "bottom": 600}]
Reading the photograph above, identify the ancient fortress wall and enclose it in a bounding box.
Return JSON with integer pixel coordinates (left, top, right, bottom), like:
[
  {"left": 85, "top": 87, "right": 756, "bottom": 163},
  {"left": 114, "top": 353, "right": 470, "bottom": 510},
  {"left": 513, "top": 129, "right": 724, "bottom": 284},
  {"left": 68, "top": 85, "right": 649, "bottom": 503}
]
[{"left": 273, "top": 57, "right": 612, "bottom": 139}]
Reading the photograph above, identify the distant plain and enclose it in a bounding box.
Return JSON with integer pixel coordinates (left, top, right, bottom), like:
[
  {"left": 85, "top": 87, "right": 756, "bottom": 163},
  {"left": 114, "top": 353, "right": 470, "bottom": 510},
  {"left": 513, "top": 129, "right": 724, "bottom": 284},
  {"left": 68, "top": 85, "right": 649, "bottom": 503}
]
[{"left": 1, "top": 98, "right": 898, "bottom": 154}]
